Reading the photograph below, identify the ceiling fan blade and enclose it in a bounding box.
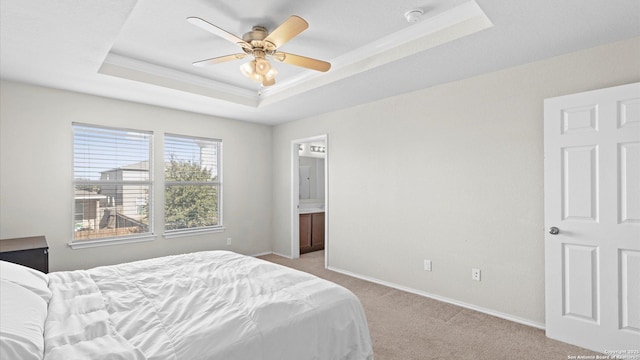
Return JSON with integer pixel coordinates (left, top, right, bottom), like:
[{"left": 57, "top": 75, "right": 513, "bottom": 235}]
[
  {"left": 264, "top": 15, "right": 308, "bottom": 48},
  {"left": 274, "top": 52, "right": 331, "bottom": 72},
  {"left": 187, "top": 17, "right": 250, "bottom": 49},
  {"left": 192, "top": 53, "right": 248, "bottom": 67}
]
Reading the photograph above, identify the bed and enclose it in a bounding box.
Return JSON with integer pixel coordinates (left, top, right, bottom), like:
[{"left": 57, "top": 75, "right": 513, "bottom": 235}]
[{"left": 0, "top": 250, "right": 374, "bottom": 360}]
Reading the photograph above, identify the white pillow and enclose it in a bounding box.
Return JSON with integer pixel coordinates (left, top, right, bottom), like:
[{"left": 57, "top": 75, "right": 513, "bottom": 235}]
[
  {"left": 0, "top": 279, "right": 47, "bottom": 360},
  {"left": 0, "top": 260, "right": 51, "bottom": 303}
]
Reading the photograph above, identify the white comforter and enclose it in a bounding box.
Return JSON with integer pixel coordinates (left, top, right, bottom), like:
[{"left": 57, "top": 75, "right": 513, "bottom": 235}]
[{"left": 44, "top": 251, "right": 373, "bottom": 360}]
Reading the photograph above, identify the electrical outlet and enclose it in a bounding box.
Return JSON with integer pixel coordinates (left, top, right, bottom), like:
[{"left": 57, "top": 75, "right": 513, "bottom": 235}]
[
  {"left": 227, "top": 238, "right": 232, "bottom": 245},
  {"left": 424, "top": 259, "right": 432, "bottom": 271},
  {"left": 472, "top": 268, "right": 481, "bottom": 281}
]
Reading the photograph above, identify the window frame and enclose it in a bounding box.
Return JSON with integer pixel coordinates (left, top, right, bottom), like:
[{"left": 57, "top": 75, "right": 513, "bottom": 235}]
[
  {"left": 69, "top": 123, "right": 155, "bottom": 249},
  {"left": 163, "top": 133, "right": 224, "bottom": 237}
]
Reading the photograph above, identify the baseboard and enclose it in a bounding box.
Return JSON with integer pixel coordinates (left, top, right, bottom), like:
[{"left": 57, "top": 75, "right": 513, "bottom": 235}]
[
  {"left": 271, "top": 251, "right": 294, "bottom": 259},
  {"left": 251, "top": 251, "right": 296, "bottom": 259},
  {"left": 328, "top": 265, "right": 546, "bottom": 330},
  {"left": 250, "top": 251, "right": 274, "bottom": 257}
]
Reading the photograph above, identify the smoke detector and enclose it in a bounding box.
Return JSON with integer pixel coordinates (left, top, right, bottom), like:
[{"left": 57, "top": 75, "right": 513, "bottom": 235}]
[{"left": 404, "top": 9, "right": 424, "bottom": 23}]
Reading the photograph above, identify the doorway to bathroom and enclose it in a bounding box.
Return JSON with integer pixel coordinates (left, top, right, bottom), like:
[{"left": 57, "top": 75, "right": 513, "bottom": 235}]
[{"left": 291, "top": 134, "right": 327, "bottom": 268}]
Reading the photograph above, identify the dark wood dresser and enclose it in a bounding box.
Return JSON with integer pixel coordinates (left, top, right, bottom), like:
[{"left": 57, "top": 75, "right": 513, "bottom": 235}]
[{"left": 0, "top": 236, "right": 49, "bottom": 273}]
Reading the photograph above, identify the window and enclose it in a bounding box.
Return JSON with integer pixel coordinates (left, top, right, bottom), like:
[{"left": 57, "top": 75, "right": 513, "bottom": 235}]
[
  {"left": 164, "top": 134, "right": 222, "bottom": 234},
  {"left": 72, "top": 124, "right": 153, "bottom": 246}
]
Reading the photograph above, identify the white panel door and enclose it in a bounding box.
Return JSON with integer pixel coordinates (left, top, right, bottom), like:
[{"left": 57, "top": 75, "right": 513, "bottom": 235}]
[{"left": 544, "top": 82, "right": 640, "bottom": 352}]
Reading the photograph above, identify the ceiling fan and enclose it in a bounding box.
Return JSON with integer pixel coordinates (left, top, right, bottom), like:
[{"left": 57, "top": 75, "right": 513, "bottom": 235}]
[{"left": 187, "top": 15, "right": 331, "bottom": 87}]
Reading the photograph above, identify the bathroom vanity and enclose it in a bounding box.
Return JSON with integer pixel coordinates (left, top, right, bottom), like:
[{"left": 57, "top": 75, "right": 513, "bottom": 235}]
[{"left": 299, "top": 211, "right": 324, "bottom": 254}]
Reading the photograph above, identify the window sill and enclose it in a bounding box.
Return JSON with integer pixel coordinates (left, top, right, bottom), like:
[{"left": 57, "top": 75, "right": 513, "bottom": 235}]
[
  {"left": 68, "top": 234, "right": 156, "bottom": 250},
  {"left": 163, "top": 226, "right": 226, "bottom": 239}
]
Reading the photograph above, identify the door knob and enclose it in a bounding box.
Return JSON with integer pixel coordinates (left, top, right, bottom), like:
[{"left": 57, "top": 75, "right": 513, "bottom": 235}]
[{"left": 549, "top": 227, "right": 560, "bottom": 235}]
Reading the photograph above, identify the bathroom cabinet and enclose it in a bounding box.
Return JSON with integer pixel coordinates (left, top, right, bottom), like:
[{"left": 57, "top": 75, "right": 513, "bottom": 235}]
[{"left": 299, "top": 212, "right": 324, "bottom": 254}]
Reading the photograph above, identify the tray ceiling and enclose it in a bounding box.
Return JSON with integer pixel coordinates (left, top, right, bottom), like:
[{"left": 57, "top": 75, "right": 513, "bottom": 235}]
[{"left": 1, "top": 0, "right": 639, "bottom": 124}]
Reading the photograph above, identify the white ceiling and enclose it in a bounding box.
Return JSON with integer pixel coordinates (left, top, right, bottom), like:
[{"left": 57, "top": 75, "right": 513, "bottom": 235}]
[{"left": 1, "top": 0, "right": 639, "bottom": 125}]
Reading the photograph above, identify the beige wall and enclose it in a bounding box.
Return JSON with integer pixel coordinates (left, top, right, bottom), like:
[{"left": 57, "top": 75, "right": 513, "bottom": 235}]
[
  {"left": 1, "top": 36, "right": 638, "bottom": 326},
  {"left": 271, "top": 37, "right": 640, "bottom": 325},
  {"left": 0, "top": 82, "right": 273, "bottom": 271}
]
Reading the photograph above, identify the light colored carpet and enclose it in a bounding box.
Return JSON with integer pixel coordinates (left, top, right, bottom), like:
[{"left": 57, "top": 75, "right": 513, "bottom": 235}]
[{"left": 259, "top": 250, "right": 599, "bottom": 360}]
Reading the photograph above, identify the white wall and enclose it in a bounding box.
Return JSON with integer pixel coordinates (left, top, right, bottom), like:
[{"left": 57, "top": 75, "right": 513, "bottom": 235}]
[
  {"left": 0, "top": 82, "right": 273, "bottom": 271},
  {"left": 1, "top": 36, "right": 638, "bottom": 326},
  {"left": 271, "top": 37, "right": 640, "bottom": 325}
]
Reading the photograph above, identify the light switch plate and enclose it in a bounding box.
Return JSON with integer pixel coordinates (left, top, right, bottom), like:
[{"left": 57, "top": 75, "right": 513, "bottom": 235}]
[{"left": 424, "top": 259, "right": 432, "bottom": 271}]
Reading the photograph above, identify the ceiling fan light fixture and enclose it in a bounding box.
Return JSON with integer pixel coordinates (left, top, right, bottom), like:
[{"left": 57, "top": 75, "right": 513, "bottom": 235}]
[
  {"left": 255, "top": 58, "right": 272, "bottom": 75},
  {"left": 273, "top": 52, "right": 286, "bottom": 62},
  {"left": 241, "top": 60, "right": 261, "bottom": 81},
  {"left": 264, "top": 67, "right": 277, "bottom": 80},
  {"left": 261, "top": 76, "right": 276, "bottom": 87},
  {"left": 261, "top": 67, "right": 278, "bottom": 86},
  {"left": 241, "top": 59, "right": 278, "bottom": 86},
  {"left": 240, "top": 60, "right": 254, "bottom": 77}
]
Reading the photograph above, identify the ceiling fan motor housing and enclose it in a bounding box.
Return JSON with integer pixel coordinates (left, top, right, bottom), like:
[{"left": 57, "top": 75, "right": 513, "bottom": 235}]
[
  {"left": 243, "top": 26, "right": 268, "bottom": 42},
  {"left": 242, "top": 26, "right": 277, "bottom": 55}
]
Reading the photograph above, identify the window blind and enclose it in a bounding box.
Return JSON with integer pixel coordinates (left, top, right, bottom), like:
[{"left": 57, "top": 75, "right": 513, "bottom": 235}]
[
  {"left": 72, "top": 124, "right": 153, "bottom": 242},
  {"left": 164, "top": 134, "right": 222, "bottom": 233}
]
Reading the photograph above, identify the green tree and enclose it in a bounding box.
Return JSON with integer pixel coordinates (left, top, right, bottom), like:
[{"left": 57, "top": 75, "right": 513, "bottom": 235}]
[{"left": 164, "top": 159, "right": 218, "bottom": 230}]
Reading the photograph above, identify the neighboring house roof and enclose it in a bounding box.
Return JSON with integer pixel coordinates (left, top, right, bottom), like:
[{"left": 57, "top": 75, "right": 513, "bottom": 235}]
[
  {"left": 74, "top": 190, "right": 107, "bottom": 200},
  {"left": 101, "top": 160, "right": 149, "bottom": 173}
]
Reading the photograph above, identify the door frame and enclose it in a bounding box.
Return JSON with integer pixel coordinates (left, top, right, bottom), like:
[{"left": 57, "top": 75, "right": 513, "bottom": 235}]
[{"left": 291, "top": 134, "right": 328, "bottom": 268}]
